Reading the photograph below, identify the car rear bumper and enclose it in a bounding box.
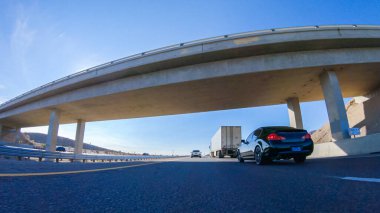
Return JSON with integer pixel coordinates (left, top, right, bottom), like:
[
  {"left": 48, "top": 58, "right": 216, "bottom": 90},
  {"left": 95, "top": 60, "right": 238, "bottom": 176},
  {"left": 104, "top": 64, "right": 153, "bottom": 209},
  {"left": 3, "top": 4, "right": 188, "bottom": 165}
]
[{"left": 263, "top": 141, "right": 313, "bottom": 159}]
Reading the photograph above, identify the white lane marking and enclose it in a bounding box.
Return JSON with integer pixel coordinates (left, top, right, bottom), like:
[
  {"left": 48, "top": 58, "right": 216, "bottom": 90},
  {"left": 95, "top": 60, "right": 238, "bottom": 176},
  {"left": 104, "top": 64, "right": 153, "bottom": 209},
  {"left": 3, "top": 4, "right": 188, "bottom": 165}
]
[
  {"left": 335, "top": 154, "right": 380, "bottom": 160},
  {"left": 0, "top": 158, "right": 184, "bottom": 177},
  {"left": 0, "top": 162, "right": 163, "bottom": 177},
  {"left": 339, "top": 177, "right": 380, "bottom": 183},
  {"left": 311, "top": 154, "right": 380, "bottom": 160}
]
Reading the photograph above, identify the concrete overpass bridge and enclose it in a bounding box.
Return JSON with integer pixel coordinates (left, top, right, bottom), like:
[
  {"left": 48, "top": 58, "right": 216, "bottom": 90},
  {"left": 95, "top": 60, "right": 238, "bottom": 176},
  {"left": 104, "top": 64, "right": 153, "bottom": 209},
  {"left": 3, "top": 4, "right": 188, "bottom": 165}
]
[{"left": 1, "top": 25, "right": 380, "bottom": 154}]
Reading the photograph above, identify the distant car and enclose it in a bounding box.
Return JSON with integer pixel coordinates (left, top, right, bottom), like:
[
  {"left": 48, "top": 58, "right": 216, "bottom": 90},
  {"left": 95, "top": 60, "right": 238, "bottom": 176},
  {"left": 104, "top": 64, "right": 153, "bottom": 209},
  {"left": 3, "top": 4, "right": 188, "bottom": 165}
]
[
  {"left": 56, "top": 146, "right": 66, "bottom": 152},
  {"left": 142, "top": 153, "right": 149, "bottom": 156},
  {"left": 191, "top": 150, "right": 202, "bottom": 158},
  {"left": 238, "top": 126, "right": 313, "bottom": 165}
]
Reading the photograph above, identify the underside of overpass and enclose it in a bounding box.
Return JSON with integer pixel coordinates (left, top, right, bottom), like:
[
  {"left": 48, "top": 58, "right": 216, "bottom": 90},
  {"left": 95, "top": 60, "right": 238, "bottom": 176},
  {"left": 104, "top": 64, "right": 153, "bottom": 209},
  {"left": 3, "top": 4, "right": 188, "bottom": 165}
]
[
  {"left": 2, "top": 62, "right": 380, "bottom": 127},
  {"left": 0, "top": 25, "right": 380, "bottom": 153}
]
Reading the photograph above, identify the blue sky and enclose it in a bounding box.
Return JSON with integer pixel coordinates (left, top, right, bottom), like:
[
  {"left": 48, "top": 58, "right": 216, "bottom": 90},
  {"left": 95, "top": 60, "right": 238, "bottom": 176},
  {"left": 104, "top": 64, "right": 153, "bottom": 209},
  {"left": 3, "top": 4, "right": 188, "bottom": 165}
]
[{"left": 1, "top": 0, "right": 379, "bottom": 155}]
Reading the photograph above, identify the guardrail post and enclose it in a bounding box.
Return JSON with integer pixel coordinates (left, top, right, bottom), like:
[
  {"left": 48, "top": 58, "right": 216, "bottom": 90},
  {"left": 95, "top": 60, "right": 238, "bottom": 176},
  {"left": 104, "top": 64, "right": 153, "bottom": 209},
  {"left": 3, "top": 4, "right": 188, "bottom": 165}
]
[
  {"left": 82, "top": 159, "right": 86, "bottom": 163},
  {"left": 17, "top": 156, "right": 22, "bottom": 161},
  {"left": 70, "top": 159, "right": 74, "bottom": 163},
  {"left": 56, "top": 158, "right": 59, "bottom": 163},
  {"left": 39, "top": 157, "right": 42, "bottom": 162}
]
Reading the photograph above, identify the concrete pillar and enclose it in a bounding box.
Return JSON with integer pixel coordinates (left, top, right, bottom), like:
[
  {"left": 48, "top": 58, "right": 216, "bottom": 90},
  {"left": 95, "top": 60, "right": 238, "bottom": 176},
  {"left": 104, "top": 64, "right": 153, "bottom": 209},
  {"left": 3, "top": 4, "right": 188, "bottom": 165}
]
[
  {"left": 74, "top": 119, "right": 85, "bottom": 155},
  {"left": 320, "top": 71, "right": 350, "bottom": 140},
  {"left": 0, "top": 124, "right": 3, "bottom": 141},
  {"left": 286, "top": 97, "right": 303, "bottom": 129},
  {"left": 46, "top": 109, "right": 60, "bottom": 152},
  {"left": 15, "top": 127, "right": 21, "bottom": 143}
]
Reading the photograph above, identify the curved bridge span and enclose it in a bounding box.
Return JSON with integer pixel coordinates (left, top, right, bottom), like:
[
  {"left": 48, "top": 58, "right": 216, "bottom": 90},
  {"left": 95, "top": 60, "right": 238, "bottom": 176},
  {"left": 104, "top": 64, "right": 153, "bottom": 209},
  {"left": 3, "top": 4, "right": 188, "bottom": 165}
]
[{"left": 1, "top": 25, "right": 380, "bottom": 152}]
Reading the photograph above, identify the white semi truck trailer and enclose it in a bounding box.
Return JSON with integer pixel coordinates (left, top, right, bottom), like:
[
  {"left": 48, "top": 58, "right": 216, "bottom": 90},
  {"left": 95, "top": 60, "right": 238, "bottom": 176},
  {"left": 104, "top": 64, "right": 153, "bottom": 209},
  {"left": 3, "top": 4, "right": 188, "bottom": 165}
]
[{"left": 210, "top": 126, "right": 242, "bottom": 158}]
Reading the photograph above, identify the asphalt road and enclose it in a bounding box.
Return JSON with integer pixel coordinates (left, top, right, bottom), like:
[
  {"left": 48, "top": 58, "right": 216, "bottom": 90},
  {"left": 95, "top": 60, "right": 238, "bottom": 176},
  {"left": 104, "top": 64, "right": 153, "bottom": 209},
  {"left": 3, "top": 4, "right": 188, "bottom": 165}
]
[{"left": 1, "top": 155, "right": 380, "bottom": 213}]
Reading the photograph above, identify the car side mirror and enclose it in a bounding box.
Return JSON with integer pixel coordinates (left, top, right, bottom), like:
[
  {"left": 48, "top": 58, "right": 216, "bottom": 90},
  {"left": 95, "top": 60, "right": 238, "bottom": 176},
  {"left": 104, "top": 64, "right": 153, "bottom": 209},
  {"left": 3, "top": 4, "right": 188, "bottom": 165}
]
[{"left": 241, "top": 139, "right": 247, "bottom": 144}]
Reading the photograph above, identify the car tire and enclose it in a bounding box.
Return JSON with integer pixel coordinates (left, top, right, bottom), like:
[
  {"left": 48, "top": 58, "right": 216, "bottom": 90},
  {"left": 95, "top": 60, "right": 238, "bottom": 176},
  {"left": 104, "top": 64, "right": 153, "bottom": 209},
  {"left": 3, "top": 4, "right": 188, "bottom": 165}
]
[
  {"left": 294, "top": 156, "right": 306, "bottom": 163},
  {"left": 218, "top": 151, "right": 224, "bottom": 158},
  {"left": 254, "top": 146, "right": 265, "bottom": 165},
  {"left": 237, "top": 151, "right": 244, "bottom": 163}
]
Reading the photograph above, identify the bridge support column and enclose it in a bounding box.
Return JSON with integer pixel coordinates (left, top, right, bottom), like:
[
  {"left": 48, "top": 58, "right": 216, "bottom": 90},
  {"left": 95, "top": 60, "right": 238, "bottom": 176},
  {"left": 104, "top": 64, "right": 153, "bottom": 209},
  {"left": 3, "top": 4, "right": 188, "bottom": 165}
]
[
  {"left": 15, "top": 127, "right": 21, "bottom": 143},
  {"left": 320, "top": 71, "right": 350, "bottom": 141},
  {"left": 0, "top": 124, "right": 2, "bottom": 140},
  {"left": 46, "top": 109, "right": 60, "bottom": 152},
  {"left": 74, "top": 119, "right": 85, "bottom": 155},
  {"left": 286, "top": 97, "right": 303, "bottom": 129}
]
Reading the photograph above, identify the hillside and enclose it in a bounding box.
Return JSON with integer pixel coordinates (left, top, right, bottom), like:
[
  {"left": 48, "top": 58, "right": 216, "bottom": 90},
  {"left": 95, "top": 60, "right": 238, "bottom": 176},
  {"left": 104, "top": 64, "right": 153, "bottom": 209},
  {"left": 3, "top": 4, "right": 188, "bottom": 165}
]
[{"left": 25, "top": 132, "right": 115, "bottom": 152}]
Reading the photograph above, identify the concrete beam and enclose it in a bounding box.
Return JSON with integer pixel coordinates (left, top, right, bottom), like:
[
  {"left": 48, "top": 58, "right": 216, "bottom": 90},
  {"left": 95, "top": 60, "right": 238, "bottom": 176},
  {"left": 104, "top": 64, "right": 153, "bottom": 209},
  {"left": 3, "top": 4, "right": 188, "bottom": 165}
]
[
  {"left": 320, "top": 71, "right": 350, "bottom": 140},
  {"left": 74, "top": 119, "right": 85, "bottom": 155},
  {"left": 287, "top": 97, "right": 303, "bottom": 129},
  {"left": 2, "top": 47, "right": 380, "bottom": 127},
  {"left": 1, "top": 25, "right": 380, "bottom": 128},
  {"left": 45, "top": 109, "right": 60, "bottom": 152}
]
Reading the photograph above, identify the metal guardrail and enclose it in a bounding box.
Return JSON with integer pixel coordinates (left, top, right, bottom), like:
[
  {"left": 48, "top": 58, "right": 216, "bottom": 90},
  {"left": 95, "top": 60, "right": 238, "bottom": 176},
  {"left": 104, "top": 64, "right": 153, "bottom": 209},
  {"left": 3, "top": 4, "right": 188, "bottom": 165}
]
[
  {"left": 1, "top": 24, "right": 380, "bottom": 109},
  {"left": 0, "top": 145, "right": 177, "bottom": 162}
]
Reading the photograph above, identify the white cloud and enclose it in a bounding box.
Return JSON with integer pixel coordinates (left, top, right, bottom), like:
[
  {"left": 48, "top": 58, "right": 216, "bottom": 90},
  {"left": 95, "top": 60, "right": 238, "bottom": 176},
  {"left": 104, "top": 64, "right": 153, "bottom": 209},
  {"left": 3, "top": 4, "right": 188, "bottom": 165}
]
[
  {"left": 11, "top": 8, "right": 37, "bottom": 60},
  {"left": 11, "top": 15, "right": 36, "bottom": 53},
  {"left": 68, "top": 54, "right": 106, "bottom": 75},
  {"left": 8, "top": 5, "right": 37, "bottom": 87},
  {"left": 0, "top": 96, "right": 7, "bottom": 104}
]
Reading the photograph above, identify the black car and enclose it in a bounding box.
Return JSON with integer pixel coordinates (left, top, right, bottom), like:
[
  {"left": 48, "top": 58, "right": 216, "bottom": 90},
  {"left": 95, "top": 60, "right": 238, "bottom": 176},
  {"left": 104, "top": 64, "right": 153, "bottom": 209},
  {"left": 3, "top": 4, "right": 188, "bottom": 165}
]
[
  {"left": 238, "top": 126, "right": 313, "bottom": 165},
  {"left": 56, "top": 146, "right": 66, "bottom": 152}
]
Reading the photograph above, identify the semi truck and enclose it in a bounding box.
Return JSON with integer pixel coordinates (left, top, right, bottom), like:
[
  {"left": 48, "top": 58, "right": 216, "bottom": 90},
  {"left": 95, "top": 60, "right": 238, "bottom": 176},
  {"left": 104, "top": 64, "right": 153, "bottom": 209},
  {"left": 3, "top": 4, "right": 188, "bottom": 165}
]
[{"left": 210, "top": 126, "right": 242, "bottom": 158}]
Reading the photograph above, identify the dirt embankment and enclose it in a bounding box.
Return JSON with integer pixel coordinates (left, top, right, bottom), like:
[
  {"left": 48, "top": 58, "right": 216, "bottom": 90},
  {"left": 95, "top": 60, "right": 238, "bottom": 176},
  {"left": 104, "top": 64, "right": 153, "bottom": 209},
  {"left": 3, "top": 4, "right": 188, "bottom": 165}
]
[{"left": 312, "top": 88, "right": 380, "bottom": 143}]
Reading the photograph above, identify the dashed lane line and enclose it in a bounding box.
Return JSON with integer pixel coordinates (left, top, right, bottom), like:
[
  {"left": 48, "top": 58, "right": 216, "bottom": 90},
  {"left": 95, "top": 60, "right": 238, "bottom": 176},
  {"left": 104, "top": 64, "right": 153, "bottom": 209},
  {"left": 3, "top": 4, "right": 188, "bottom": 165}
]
[
  {"left": 0, "top": 162, "right": 164, "bottom": 177},
  {"left": 310, "top": 154, "right": 380, "bottom": 160},
  {"left": 337, "top": 177, "right": 380, "bottom": 183}
]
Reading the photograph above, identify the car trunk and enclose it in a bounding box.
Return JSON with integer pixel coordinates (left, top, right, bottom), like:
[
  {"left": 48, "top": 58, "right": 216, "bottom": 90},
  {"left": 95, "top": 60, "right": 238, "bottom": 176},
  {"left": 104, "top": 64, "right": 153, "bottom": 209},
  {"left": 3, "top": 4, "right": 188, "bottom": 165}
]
[{"left": 276, "top": 130, "right": 307, "bottom": 143}]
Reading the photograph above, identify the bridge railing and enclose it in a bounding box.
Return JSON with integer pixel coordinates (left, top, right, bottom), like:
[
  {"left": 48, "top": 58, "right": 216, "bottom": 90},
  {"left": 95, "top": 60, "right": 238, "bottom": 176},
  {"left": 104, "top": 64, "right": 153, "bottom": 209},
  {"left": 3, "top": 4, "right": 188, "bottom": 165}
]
[
  {"left": 1, "top": 24, "right": 380, "bottom": 109},
  {"left": 0, "top": 145, "right": 177, "bottom": 162}
]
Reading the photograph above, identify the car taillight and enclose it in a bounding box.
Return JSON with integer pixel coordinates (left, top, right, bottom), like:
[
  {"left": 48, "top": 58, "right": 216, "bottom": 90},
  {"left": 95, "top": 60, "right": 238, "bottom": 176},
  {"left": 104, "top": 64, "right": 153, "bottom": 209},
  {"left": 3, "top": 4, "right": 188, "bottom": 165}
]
[
  {"left": 267, "top": 133, "right": 285, "bottom": 141},
  {"left": 302, "top": 133, "right": 311, "bottom": 140}
]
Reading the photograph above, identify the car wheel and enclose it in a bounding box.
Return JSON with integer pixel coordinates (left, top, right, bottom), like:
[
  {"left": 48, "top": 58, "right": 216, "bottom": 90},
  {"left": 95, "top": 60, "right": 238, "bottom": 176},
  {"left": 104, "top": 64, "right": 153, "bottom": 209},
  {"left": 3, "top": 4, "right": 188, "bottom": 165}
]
[
  {"left": 254, "top": 146, "right": 265, "bottom": 165},
  {"left": 218, "top": 151, "right": 224, "bottom": 158},
  {"left": 294, "top": 156, "right": 306, "bottom": 163},
  {"left": 237, "top": 151, "right": 244, "bottom": 163}
]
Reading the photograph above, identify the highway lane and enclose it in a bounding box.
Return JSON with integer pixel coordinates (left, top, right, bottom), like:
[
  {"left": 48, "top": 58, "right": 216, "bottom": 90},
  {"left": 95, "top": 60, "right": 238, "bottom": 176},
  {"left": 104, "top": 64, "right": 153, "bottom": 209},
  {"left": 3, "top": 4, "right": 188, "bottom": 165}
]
[
  {"left": 0, "top": 158, "right": 165, "bottom": 174},
  {"left": 1, "top": 156, "right": 380, "bottom": 212}
]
